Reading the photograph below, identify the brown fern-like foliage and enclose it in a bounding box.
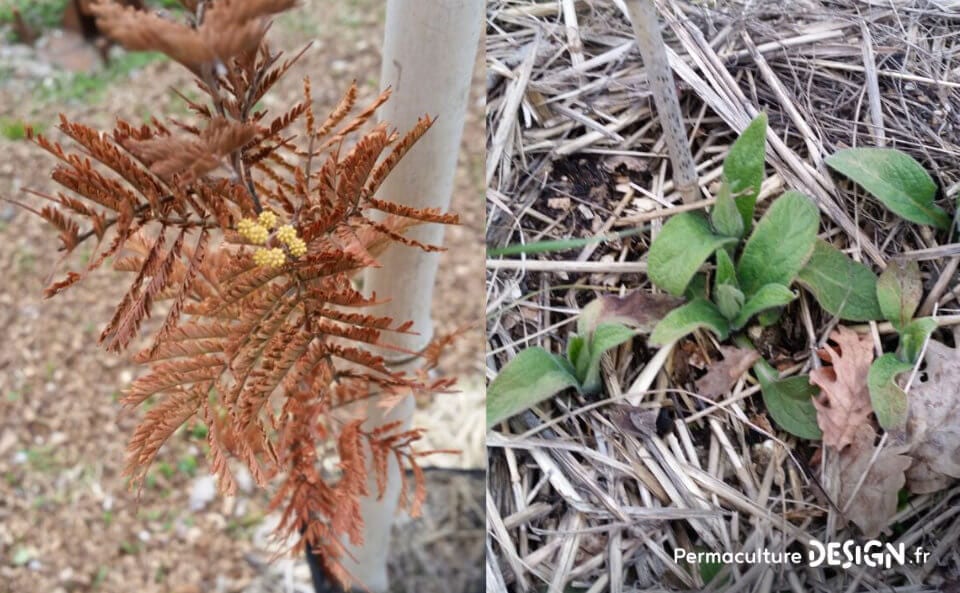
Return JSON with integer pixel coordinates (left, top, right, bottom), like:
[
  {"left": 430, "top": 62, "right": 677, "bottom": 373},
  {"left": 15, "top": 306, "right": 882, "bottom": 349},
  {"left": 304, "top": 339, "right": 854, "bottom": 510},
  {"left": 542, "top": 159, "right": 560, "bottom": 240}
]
[{"left": 12, "top": 0, "right": 458, "bottom": 586}]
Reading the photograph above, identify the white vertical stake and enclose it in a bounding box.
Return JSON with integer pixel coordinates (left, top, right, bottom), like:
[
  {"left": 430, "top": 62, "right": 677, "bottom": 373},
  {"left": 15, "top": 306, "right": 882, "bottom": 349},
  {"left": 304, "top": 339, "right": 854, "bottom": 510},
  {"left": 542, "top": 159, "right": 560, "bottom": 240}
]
[{"left": 340, "top": 1, "right": 482, "bottom": 591}]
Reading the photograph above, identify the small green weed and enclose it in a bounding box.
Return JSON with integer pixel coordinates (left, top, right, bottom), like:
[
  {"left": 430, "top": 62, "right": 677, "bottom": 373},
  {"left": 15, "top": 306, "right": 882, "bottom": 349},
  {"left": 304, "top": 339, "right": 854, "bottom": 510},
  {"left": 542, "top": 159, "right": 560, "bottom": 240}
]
[
  {"left": 118, "top": 540, "right": 140, "bottom": 555},
  {"left": 226, "top": 512, "right": 264, "bottom": 536},
  {"left": 156, "top": 461, "right": 175, "bottom": 480},
  {"left": 25, "top": 445, "right": 59, "bottom": 472},
  {"left": 140, "top": 508, "right": 164, "bottom": 521},
  {"left": 147, "top": 0, "right": 185, "bottom": 10},
  {"left": 154, "top": 565, "right": 168, "bottom": 584},
  {"left": 16, "top": 251, "right": 36, "bottom": 274},
  {"left": 177, "top": 454, "right": 198, "bottom": 477},
  {"left": 0, "top": 0, "right": 68, "bottom": 41},
  {"left": 37, "top": 51, "right": 166, "bottom": 104},
  {"left": 189, "top": 422, "right": 208, "bottom": 440},
  {"left": 0, "top": 118, "right": 28, "bottom": 140},
  {"left": 44, "top": 361, "right": 57, "bottom": 380},
  {"left": 92, "top": 566, "right": 109, "bottom": 590},
  {"left": 0, "top": 0, "right": 180, "bottom": 43}
]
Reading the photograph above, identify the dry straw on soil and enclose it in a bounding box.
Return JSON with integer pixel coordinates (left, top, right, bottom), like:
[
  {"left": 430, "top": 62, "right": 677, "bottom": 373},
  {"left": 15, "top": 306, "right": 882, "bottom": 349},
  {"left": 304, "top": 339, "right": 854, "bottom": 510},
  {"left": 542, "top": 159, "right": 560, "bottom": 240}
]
[{"left": 486, "top": 1, "right": 960, "bottom": 591}]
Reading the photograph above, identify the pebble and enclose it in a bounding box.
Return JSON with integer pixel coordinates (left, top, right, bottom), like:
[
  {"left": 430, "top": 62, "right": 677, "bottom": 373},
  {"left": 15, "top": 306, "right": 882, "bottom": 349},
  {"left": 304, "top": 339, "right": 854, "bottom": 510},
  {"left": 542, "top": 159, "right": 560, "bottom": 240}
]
[
  {"left": 11, "top": 546, "right": 33, "bottom": 566},
  {"left": 0, "top": 48, "right": 54, "bottom": 80},
  {"left": 189, "top": 475, "right": 217, "bottom": 511},
  {"left": 18, "top": 305, "right": 39, "bottom": 320},
  {"left": 0, "top": 204, "right": 16, "bottom": 223},
  {"left": 235, "top": 465, "right": 253, "bottom": 494},
  {"left": 0, "top": 431, "right": 17, "bottom": 457}
]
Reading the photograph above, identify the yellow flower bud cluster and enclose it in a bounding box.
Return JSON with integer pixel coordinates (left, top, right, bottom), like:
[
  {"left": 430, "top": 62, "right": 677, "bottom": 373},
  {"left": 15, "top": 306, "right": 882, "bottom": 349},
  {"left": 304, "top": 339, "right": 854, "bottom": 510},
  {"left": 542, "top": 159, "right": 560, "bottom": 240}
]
[
  {"left": 237, "top": 210, "right": 308, "bottom": 269},
  {"left": 237, "top": 218, "right": 269, "bottom": 245},
  {"left": 253, "top": 247, "right": 286, "bottom": 268},
  {"left": 258, "top": 210, "right": 278, "bottom": 230},
  {"left": 287, "top": 237, "right": 307, "bottom": 258},
  {"left": 275, "top": 223, "right": 307, "bottom": 258},
  {"left": 275, "top": 224, "right": 297, "bottom": 244}
]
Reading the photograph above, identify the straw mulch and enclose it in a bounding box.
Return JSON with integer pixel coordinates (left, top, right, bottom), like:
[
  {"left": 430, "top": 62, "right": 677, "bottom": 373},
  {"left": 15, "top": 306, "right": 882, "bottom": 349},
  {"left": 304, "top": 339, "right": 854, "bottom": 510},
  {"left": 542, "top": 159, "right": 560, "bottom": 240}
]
[{"left": 485, "top": 1, "right": 960, "bottom": 591}]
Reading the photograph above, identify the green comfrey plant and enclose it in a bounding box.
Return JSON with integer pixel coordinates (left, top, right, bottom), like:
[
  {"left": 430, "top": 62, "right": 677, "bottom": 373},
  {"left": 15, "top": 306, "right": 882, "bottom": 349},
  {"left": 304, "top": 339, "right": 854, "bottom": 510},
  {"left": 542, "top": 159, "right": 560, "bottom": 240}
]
[
  {"left": 648, "top": 113, "right": 951, "bottom": 439},
  {"left": 485, "top": 312, "right": 637, "bottom": 428},
  {"left": 645, "top": 113, "right": 878, "bottom": 438},
  {"left": 824, "top": 145, "right": 950, "bottom": 432},
  {"left": 866, "top": 260, "right": 938, "bottom": 430},
  {"left": 487, "top": 112, "right": 952, "bottom": 437},
  {"left": 648, "top": 114, "right": 883, "bottom": 347}
]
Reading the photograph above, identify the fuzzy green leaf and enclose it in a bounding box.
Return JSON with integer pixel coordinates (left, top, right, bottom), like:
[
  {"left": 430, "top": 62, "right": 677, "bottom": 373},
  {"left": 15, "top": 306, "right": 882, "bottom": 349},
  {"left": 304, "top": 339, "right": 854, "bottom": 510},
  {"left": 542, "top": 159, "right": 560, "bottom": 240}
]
[
  {"left": 899, "top": 317, "right": 937, "bottom": 365},
  {"left": 826, "top": 148, "right": 950, "bottom": 229},
  {"left": 715, "top": 283, "right": 745, "bottom": 321},
  {"left": 731, "top": 284, "right": 796, "bottom": 330},
  {"left": 685, "top": 273, "right": 708, "bottom": 300},
  {"left": 713, "top": 250, "right": 742, "bottom": 319},
  {"left": 877, "top": 260, "right": 922, "bottom": 330},
  {"left": 487, "top": 347, "right": 580, "bottom": 428},
  {"left": 737, "top": 191, "right": 819, "bottom": 297},
  {"left": 711, "top": 180, "right": 744, "bottom": 238},
  {"left": 868, "top": 354, "right": 913, "bottom": 430},
  {"left": 581, "top": 323, "right": 638, "bottom": 394},
  {"left": 761, "top": 375, "right": 823, "bottom": 440},
  {"left": 723, "top": 113, "right": 768, "bottom": 228},
  {"left": 697, "top": 549, "right": 727, "bottom": 587},
  {"left": 757, "top": 308, "right": 783, "bottom": 326},
  {"left": 714, "top": 249, "right": 737, "bottom": 288},
  {"left": 567, "top": 335, "right": 589, "bottom": 380},
  {"left": 649, "top": 299, "right": 729, "bottom": 346},
  {"left": 648, "top": 212, "right": 738, "bottom": 296},
  {"left": 797, "top": 240, "right": 883, "bottom": 321}
]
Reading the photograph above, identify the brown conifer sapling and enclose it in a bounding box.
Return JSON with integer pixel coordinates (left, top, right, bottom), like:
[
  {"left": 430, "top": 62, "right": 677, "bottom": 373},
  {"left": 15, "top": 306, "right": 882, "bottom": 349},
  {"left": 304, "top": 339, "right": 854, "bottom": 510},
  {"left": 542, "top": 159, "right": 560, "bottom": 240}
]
[{"left": 9, "top": 0, "right": 459, "bottom": 586}]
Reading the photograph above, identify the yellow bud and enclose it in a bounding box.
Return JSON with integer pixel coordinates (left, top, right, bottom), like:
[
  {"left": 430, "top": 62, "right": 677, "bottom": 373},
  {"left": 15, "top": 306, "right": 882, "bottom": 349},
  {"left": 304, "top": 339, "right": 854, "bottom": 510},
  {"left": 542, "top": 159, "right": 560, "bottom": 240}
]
[
  {"left": 252, "top": 247, "right": 269, "bottom": 267},
  {"left": 252, "top": 247, "right": 286, "bottom": 268},
  {"left": 288, "top": 237, "right": 307, "bottom": 258},
  {"left": 268, "top": 247, "right": 286, "bottom": 268},
  {"left": 276, "top": 224, "right": 297, "bottom": 245},
  {"left": 258, "top": 210, "right": 278, "bottom": 230},
  {"left": 238, "top": 219, "right": 268, "bottom": 245}
]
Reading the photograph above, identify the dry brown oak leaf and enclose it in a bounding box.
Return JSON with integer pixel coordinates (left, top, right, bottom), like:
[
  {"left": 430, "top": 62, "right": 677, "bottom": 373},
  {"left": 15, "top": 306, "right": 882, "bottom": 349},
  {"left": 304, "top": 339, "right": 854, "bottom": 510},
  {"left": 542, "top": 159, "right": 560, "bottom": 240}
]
[
  {"left": 810, "top": 326, "right": 875, "bottom": 451},
  {"left": 838, "top": 424, "right": 911, "bottom": 537},
  {"left": 578, "top": 290, "right": 683, "bottom": 335},
  {"left": 695, "top": 346, "right": 760, "bottom": 400},
  {"left": 904, "top": 338, "right": 960, "bottom": 494}
]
